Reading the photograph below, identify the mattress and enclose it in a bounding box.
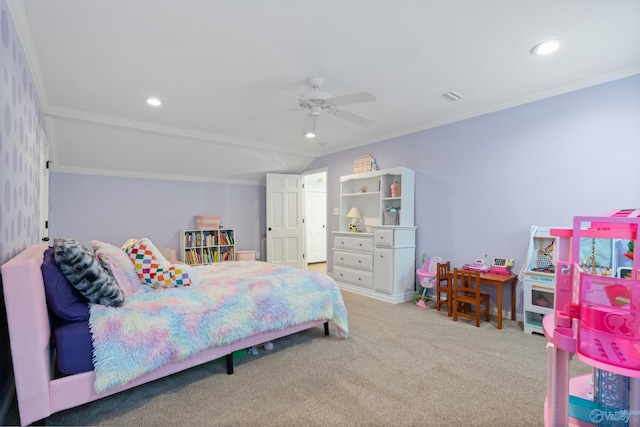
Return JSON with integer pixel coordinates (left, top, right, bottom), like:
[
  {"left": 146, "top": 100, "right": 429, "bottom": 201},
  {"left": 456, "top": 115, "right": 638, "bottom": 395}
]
[{"left": 52, "top": 318, "right": 94, "bottom": 375}]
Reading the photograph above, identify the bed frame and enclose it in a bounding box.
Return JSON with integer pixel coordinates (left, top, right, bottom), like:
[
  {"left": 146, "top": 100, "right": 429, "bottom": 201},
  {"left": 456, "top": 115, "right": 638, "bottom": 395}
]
[{"left": 1, "top": 244, "right": 330, "bottom": 426}]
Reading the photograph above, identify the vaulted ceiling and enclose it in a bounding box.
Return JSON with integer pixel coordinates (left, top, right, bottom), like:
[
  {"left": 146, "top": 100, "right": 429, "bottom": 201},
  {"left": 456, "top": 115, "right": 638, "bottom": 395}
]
[{"left": 12, "top": 0, "right": 640, "bottom": 183}]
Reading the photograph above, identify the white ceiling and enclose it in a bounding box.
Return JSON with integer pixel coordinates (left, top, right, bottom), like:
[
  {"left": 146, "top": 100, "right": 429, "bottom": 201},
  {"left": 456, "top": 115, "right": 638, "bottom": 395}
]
[{"left": 12, "top": 0, "right": 640, "bottom": 184}]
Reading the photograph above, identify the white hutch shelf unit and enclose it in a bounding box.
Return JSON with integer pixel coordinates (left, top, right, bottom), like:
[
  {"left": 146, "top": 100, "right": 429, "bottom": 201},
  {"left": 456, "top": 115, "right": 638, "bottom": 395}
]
[
  {"left": 338, "top": 167, "right": 414, "bottom": 231},
  {"left": 180, "top": 229, "right": 235, "bottom": 265},
  {"left": 332, "top": 167, "right": 416, "bottom": 304}
]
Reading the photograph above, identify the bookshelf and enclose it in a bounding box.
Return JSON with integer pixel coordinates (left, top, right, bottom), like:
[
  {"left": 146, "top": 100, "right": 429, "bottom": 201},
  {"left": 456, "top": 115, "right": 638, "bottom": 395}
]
[{"left": 180, "top": 229, "right": 235, "bottom": 265}]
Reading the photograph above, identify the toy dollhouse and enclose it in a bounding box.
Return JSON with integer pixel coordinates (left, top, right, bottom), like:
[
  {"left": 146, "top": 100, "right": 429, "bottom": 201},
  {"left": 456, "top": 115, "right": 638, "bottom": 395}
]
[{"left": 544, "top": 209, "right": 640, "bottom": 426}]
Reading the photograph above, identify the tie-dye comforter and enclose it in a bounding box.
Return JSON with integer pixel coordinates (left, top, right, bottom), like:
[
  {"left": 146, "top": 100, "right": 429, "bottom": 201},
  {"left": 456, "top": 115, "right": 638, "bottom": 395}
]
[{"left": 89, "top": 261, "right": 349, "bottom": 393}]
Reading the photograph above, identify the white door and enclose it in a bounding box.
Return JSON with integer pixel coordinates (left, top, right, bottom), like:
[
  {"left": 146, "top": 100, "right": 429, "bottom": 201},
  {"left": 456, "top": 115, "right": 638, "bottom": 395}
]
[
  {"left": 266, "top": 173, "right": 305, "bottom": 269},
  {"left": 305, "top": 171, "right": 327, "bottom": 264}
]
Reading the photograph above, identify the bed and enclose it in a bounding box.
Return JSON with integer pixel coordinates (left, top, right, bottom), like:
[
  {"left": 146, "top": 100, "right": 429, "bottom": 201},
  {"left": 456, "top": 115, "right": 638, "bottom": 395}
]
[{"left": 1, "top": 242, "right": 348, "bottom": 426}]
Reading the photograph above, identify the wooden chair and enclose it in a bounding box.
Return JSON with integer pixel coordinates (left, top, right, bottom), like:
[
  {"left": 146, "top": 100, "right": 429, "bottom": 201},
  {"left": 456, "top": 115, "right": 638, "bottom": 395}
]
[
  {"left": 434, "top": 261, "right": 452, "bottom": 315},
  {"left": 452, "top": 268, "right": 490, "bottom": 327}
]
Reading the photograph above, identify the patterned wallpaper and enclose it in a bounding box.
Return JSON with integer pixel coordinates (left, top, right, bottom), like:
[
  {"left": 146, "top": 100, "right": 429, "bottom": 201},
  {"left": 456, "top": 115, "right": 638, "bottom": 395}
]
[
  {"left": 0, "top": 0, "right": 44, "bottom": 420},
  {"left": 0, "top": 0, "right": 43, "bottom": 264}
]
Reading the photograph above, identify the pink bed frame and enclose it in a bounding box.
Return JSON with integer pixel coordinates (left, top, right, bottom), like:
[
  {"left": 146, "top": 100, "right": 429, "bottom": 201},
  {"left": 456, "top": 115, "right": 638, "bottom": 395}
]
[{"left": 1, "top": 244, "right": 329, "bottom": 426}]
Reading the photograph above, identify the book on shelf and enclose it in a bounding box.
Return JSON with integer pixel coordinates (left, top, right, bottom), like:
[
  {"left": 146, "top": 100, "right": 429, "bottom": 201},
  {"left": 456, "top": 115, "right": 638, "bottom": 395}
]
[{"left": 219, "top": 231, "right": 234, "bottom": 245}]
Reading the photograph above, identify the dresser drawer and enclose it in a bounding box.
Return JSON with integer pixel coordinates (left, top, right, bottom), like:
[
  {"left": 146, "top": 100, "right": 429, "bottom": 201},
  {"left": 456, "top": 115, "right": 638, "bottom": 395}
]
[
  {"left": 374, "top": 229, "right": 395, "bottom": 246},
  {"left": 333, "top": 266, "right": 373, "bottom": 288},
  {"left": 333, "top": 235, "right": 373, "bottom": 253},
  {"left": 334, "top": 250, "right": 373, "bottom": 270}
]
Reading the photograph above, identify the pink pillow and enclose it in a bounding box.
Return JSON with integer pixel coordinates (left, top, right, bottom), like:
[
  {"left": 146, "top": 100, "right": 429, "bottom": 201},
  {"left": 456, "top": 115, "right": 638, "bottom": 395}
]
[{"left": 91, "top": 240, "right": 140, "bottom": 295}]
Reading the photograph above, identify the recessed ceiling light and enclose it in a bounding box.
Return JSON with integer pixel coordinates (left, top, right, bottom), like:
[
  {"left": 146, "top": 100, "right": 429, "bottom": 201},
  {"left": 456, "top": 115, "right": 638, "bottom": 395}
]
[
  {"left": 146, "top": 97, "right": 162, "bottom": 106},
  {"left": 531, "top": 40, "right": 561, "bottom": 56}
]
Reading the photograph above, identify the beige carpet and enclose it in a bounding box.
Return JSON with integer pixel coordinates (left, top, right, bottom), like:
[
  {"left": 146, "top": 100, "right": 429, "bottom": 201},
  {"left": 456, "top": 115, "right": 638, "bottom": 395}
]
[{"left": 10, "top": 290, "right": 590, "bottom": 426}]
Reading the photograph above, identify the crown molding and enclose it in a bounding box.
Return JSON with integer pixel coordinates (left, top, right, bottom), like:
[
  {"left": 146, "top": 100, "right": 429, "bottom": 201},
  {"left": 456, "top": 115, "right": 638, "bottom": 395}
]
[
  {"left": 320, "top": 66, "right": 640, "bottom": 157},
  {"left": 51, "top": 165, "right": 266, "bottom": 186},
  {"left": 45, "top": 105, "right": 321, "bottom": 158}
]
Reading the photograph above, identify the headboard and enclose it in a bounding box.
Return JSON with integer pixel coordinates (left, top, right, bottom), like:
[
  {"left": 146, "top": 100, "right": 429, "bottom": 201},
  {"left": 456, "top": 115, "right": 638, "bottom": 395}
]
[{"left": 1, "top": 244, "right": 54, "bottom": 424}]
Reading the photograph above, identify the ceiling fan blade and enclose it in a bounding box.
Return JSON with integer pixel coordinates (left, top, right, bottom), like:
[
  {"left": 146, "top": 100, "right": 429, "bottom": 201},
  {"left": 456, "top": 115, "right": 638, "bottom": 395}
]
[
  {"left": 329, "top": 91, "right": 376, "bottom": 106},
  {"left": 329, "top": 109, "right": 374, "bottom": 127},
  {"left": 278, "top": 90, "right": 313, "bottom": 107}
]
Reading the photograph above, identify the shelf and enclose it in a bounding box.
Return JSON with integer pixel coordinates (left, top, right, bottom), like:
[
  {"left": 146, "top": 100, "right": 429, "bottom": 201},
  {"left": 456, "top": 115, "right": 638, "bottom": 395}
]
[
  {"left": 180, "top": 228, "right": 235, "bottom": 265},
  {"left": 342, "top": 191, "right": 381, "bottom": 197},
  {"left": 339, "top": 167, "right": 414, "bottom": 231}
]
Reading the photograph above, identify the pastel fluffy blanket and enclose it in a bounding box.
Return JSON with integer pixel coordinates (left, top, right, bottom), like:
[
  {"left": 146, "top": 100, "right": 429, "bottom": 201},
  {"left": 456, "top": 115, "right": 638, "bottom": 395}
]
[{"left": 89, "top": 261, "right": 348, "bottom": 393}]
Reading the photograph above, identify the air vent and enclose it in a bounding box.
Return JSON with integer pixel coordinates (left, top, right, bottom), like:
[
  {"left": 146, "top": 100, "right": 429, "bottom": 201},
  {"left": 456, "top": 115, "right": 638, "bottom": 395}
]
[{"left": 441, "top": 91, "right": 464, "bottom": 102}]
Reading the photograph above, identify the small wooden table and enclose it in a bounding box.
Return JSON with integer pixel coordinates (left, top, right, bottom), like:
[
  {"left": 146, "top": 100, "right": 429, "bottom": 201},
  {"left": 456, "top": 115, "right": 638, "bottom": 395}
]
[
  {"left": 477, "top": 272, "right": 518, "bottom": 329},
  {"left": 448, "top": 270, "right": 518, "bottom": 329}
]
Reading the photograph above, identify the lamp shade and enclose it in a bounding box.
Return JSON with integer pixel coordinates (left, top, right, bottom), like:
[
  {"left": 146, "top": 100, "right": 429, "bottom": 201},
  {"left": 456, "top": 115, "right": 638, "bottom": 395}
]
[{"left": 346, "top": 207, "right": 362, "bottom": 219}]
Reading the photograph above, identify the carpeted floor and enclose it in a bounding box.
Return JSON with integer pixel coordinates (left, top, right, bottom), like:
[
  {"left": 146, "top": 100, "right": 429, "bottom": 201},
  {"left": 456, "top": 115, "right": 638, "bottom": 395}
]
[{"left": 6, "top": 290, "right": 590, "bottom": 426}]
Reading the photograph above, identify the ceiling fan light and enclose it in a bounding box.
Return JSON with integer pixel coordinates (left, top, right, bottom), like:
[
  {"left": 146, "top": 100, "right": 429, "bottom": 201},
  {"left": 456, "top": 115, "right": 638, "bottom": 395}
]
[{"left": 304, "top": 114, "right": 317, "bottom": 138}]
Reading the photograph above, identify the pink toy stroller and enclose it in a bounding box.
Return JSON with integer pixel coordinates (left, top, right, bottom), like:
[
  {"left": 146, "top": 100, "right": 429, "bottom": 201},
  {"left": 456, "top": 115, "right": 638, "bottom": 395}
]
[{"left": 416, "top": 255, "right": 445, "bottom": 308}]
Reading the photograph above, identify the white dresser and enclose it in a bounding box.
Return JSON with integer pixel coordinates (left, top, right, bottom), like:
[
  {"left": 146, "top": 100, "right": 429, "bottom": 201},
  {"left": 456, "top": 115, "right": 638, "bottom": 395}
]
[
  {"left": 332, "top": 226, "right": 416, "bottom": 304},
  {"left": 333, "top": 232, "right": 374, "bottom": 290},
  {"left": 331, "top": 167, "right": 417, "bottom": 304}
]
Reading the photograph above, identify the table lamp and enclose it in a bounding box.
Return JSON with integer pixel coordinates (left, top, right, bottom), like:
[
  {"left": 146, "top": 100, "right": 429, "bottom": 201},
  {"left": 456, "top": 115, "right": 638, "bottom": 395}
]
[{"left": 346, "top": 207, "right": 362, "bottom": 232}]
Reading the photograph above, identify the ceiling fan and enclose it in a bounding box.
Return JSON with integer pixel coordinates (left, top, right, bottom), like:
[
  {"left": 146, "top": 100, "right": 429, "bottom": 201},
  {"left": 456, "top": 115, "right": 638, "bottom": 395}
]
[{"left": 280, "top": 76, "right": 377, "bottom": 138}]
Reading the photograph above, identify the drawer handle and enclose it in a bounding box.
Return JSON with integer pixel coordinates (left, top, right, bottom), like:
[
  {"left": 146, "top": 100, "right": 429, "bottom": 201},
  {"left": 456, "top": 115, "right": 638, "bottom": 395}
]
[
  {"left": 359, "top": 243, "right": 363, "bottom": 246},
  {"left": 340, "top": 257, "right": 344, "bottom": 261},
  {"left": 358, "top": 277, "right": 361, "bottom": 281},
  {"left": 358, "top": 260, "right": 362, "bottom": 263}
]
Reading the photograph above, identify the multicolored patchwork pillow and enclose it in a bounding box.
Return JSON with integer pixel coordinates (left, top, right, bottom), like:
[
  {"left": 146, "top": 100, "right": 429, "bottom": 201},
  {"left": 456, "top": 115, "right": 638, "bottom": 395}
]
[
  {"left": 151, "top": 265, "right": 193, "bottom": 288},
  {"left": 122, "top": 238, "right": 192, "bottom": 289}
]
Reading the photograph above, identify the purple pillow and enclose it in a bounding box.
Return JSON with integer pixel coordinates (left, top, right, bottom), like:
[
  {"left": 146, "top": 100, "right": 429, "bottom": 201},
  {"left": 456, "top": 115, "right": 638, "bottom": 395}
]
[{"left": 41, "top": 247, "right": 90, "bottom": 321}]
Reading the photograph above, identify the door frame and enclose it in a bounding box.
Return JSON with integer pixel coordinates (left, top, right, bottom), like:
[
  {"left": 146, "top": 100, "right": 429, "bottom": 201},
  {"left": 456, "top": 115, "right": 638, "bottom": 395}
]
[
  {"left": 265, "top": 168, "right": 328, "bottom": 270},
  {"left": 303, "top": 168, "right": 327, "bottom": 265}
]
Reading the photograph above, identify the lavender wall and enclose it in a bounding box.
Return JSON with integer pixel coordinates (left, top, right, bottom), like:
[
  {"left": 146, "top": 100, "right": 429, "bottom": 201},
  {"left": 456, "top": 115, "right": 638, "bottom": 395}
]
[
  {"left": 0, "top": 0, "right": 44, "bottom": 421},
  {"left": 307, "top": 74, "right": 640, "bottom": 314},
  {"left": 49, "top": 173, "right": 265, "bottom": 257}
]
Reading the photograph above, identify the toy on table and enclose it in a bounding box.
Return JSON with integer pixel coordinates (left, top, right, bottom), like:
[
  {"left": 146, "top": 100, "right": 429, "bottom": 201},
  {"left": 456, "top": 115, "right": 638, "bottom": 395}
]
[
  {"left": 486, "top": 257, "right": 514, "bottom": 275},
  {"left": 463, "top": 258, "right": 489, "bottom": 272}
]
